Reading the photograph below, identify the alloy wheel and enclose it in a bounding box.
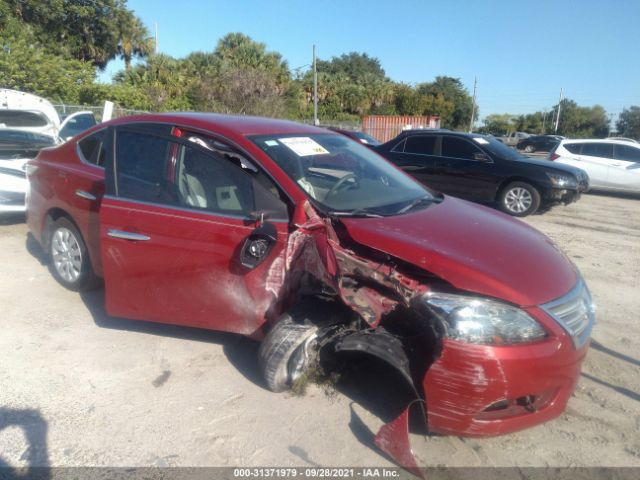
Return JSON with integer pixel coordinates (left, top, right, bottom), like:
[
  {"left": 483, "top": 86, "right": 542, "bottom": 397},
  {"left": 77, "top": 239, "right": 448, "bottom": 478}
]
[
  {"left": 51, "top": 227, "right": 83, "bottom": 283},
  {"left": 504, "top": 187, "right": 533, "bottom": 214}
]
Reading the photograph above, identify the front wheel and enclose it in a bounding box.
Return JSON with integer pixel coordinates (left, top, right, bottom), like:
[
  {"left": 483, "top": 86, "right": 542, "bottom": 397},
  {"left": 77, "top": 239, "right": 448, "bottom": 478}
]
[
  {"left": 258, "top": 313, "right": 319, "bottom": 392},
  {"left": 524, "top": 145, "right": 535, "bottom": 153},
  {"left": 499, "top": 181, "right": 541, "bottom": 217},
  {"left": 48, "top": 217, "right": 99, "bottom": 291}
]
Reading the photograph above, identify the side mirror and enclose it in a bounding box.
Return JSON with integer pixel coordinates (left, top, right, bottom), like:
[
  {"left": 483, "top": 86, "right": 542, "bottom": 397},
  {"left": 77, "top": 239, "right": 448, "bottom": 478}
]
[
  {"left": 473, "top": 153, "right": 492, "bottom": 162},
  {"left": 239, "top": 222, "right": 278, "bottom": 269}
]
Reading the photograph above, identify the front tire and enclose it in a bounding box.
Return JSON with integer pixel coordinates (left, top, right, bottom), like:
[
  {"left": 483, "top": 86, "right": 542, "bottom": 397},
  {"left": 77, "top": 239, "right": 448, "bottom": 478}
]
[
  {"left": 499, "top": 181, "right": 541, "bottom": 217},
  {"left": 48, "top": 217, "right": 99, "bottom": 291},
  {"left": 258, "top": 313, "right": 319, "bottom": 392},
  {"left": 524, "top": 145, "right": 535, "bottom": 153}
]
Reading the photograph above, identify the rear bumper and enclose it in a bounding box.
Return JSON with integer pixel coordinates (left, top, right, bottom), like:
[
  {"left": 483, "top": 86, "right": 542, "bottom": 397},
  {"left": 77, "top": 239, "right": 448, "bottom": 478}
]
[{"left": 423, "top": 314, "right": 588, "bottom": 436}]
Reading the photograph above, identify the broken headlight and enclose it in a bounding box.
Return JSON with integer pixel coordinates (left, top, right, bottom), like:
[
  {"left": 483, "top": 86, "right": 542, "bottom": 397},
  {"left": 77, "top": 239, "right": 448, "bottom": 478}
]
[{"left": 423, "top": 292, "right": 546, "bottom": 345}]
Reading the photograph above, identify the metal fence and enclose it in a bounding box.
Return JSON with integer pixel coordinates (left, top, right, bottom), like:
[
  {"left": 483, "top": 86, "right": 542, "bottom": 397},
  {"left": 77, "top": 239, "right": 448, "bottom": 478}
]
[{"left": 52, "top": 104, "right": 147, "bottom": 122}]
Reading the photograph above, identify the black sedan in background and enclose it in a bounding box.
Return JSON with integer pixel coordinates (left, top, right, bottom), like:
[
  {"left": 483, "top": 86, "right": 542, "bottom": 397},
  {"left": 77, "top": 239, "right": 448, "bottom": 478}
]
[
  {"left": 516, "top": 135, "right": 562, "bottom": 153},
  {"left": 374, "top": 130, "right": 589, "bottom": 216}
]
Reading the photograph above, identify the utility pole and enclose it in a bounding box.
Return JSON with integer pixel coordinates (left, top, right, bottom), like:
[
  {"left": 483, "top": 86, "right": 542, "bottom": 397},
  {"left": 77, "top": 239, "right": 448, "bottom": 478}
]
[
  {"left": 608, "top": 113, "right": 615, "bottom": 137},
  {"left": 468, "top": 76, "right": 477, "bottom": 133},
  {"left": 541, "top": 111, "right": 547, "bottom": 133},
  {"left": 154, "top": 22, "right": 158, "bottom": 54},
  {"left": 554, "top": 88, "right": 563, "bottom": 133},
  {"left": 313, "top": 45, "right": 318, "bottom": 126}
]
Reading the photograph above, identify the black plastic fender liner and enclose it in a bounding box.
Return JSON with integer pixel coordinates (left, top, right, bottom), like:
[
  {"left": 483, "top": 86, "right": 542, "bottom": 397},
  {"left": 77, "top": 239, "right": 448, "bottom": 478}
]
[{"left": 334, "top": 329, "right": 418, "bottom": 398}]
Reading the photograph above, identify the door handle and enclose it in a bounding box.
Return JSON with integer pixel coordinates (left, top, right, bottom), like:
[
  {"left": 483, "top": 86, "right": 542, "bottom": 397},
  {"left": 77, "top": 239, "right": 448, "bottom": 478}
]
[
  {"left": 107, "top": 229, "right": 151, "bottom": 241},
  {"left": 75, "top": 189, "right": 97, "bottom": 201}
]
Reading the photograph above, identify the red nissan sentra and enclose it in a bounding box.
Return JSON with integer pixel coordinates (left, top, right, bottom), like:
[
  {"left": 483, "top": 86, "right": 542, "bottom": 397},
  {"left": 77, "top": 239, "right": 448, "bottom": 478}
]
[{"left": 26, "top": 114, "right": 594, "bottom": 465}]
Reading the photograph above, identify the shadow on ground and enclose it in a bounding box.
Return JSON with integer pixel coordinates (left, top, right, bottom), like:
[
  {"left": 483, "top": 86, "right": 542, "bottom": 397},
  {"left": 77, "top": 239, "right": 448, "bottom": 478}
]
[
  {"left": 0, "top": 408, "right": 50, "bottom": 479},
  {"left": 0, "top": 213, "right": 25, "bottom": 226}
]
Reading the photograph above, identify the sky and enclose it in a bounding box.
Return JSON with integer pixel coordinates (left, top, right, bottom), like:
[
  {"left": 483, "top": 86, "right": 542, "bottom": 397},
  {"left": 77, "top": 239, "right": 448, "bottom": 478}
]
[{"left": 101, "top": 0, "right": 640, "bottom": 122}]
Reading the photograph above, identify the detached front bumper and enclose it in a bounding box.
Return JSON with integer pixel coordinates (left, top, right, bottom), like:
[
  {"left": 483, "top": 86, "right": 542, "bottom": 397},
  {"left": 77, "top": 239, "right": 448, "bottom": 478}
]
[{"left": 423, "top": 305, "right": 589, "bottom": 436}]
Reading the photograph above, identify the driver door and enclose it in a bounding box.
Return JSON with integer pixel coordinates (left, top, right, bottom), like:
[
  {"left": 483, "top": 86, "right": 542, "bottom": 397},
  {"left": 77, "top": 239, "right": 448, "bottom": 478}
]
[{"left": 99, "top": 124, "right": 290, "bottom": 335}]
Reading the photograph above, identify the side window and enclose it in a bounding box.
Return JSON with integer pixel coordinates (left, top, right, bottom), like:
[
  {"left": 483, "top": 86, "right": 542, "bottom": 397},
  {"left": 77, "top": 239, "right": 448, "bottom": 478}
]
[
  {"left": 113, "top": 127, "right": 288, "bottom": 219},
  {"left": 176, "top": 139, "right": 288, "bottom": 219},
  {"left": 391, "top": 139, "right": 406, "bottom": 153},
  {"left": 564, "top": 143, "right": 582, "bottom": 154},
  {"left": 441, "top": 136, "right": 482, "bottom": 160},
  {"left": 115, "top": 130, "right": 172, "bottom": 203},
  {"left": 581, "top": 143, "right": 613, "bottom": 159},
  {"left": 404, "top": 136, "right": 436, "bottom": 155},
  {"left": 78, "top": 129, "right": 107, "bottom": 167},
  {"left": 60, "top": 114, "right": 97, "bottom": 139},
  {"left": 614, "top": 144, "right": 640, "bottom": 162}
]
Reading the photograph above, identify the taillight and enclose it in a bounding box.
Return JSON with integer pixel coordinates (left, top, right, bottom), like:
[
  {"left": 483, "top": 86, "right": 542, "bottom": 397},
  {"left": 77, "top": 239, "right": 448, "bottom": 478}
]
[{"left": 549, "top": 152, "right": 560, "bottom": 161}]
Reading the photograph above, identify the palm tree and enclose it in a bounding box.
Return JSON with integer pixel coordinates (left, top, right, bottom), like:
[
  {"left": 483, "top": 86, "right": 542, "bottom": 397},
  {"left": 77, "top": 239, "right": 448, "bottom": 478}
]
[{"left": 117, "top": 15, "right": 153, "bottom": 70}]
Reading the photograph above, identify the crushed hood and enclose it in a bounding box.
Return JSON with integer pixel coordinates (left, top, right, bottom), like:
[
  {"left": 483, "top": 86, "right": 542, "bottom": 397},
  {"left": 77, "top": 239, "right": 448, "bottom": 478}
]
[{"left": 340, "top": 196, "right": 577, "bottom": 306}]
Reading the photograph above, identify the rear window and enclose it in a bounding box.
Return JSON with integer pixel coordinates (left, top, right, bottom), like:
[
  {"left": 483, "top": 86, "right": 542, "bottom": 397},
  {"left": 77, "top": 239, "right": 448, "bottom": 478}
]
[
  {"left": 0, "top": 110, "right": 50, "bottom": 128},
  {"left": 614, "top": 144, "right": 640, "bottom": 162}
]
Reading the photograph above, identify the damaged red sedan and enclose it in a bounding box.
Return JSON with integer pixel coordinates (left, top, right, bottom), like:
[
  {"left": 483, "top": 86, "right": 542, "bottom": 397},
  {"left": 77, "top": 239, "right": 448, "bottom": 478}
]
[{"left": 26, "top": 114, "right": 595, "bottom": 467}]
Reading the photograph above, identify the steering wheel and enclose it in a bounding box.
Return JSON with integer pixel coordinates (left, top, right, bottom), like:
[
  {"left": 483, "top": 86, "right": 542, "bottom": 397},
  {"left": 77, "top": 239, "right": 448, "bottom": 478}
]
[{"left": 325, "top": 173, "right": 358, "bottom": 200}]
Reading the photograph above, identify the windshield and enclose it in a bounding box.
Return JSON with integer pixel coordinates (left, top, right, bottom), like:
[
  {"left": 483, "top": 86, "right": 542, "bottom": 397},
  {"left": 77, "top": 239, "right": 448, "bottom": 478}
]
[
  {"left": 471, "top": 135, "right": 525, "bottom": 161},
  {"left": 250, "top": 133, "right": 431, "bottom": 215},
  {"left": 0, "top": 130, "right": 56, "bottom": 145}
]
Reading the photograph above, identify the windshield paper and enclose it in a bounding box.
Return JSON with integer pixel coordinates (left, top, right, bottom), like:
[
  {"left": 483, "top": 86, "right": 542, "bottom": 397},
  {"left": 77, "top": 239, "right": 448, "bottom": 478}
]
[{"left": 279, "top": 137, "right": 329, "bottom": 156}]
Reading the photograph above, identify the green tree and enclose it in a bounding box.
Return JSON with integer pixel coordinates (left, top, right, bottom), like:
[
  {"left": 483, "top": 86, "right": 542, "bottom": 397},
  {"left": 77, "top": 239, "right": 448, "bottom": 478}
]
[
  {"left": 394, "top": 84, "right": 427, "bottom": 115},
  {"left": 616, "top": 106, "right": 640, "bottom": 139},
  {"left": 418, "top": 77, "right": 473, "bottom": 129},
  {"left": 481, "top": 114, "right": 517, "bottom": 135},
  {"left": 0, "top": 21, "right": 95, "bottom": 103},
  {"left": 6, "top": 0, "right": 137, "bottom": 69},
  {"left": 317, "top": 52, "right": 386, "bottom": 82},
  {"left": 553, "top": 99, "right": 609, "bottom": 138},
  {"left": 116, "top": 12, "right": 154, "bottom": 70}
]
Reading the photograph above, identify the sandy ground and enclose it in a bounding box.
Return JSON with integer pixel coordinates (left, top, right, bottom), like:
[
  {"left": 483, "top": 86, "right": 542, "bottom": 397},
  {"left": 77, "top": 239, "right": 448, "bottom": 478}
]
[{"left": 0, "top": 192, "right": 639, "bottom": 470}]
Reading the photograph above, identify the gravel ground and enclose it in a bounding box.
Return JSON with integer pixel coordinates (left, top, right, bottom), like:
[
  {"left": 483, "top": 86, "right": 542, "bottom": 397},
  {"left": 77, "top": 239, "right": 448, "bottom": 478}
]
[{"left": 1, "top": 192, "right": 639, "bottom": 470}]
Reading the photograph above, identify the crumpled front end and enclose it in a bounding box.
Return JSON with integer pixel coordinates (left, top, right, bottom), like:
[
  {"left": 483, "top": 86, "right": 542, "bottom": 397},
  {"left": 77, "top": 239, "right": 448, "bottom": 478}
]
[{"left": 263, "top": 201, "right": 593, "bottom": 474}]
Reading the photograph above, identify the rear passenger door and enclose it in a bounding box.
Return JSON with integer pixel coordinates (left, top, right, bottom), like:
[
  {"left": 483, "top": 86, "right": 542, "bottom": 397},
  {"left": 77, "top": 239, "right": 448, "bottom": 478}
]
[
  {"left": 99, "top": 123, "right": 290, "bottom": 335},
  {"left": 432, "top": 135, "right": 498, "bottom": 201},
  {"left": 610, "top": 143, "right": 640, "bottom": 192},
  {"left": 572, "top": 142, "right": 612, "bottom": 188}
]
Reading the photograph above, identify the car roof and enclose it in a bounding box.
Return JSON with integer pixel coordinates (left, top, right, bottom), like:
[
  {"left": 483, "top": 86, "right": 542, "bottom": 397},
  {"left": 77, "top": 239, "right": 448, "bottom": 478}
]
[
  {"left": 561, "top": 138, "right": 640, "bottom": 146},
  {"left": 107, "top": 112, "right": 326, "bottom": 137}
]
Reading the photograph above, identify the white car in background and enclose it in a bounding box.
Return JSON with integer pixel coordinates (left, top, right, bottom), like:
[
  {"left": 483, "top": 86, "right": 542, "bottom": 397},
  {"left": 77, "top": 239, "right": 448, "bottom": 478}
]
[
  {"left": 0, "top": 89, "right": 97, "bottom": 214},
  {"left": 550, "top": 138, "right": 640, "bottom": 194}
]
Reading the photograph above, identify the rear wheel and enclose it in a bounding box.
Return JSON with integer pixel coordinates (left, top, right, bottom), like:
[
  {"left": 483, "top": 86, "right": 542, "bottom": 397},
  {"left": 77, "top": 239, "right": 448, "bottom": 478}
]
[
  {"left": 48, "top": 217, "right": 99, "bottom": 291},
  {"left": 499, "top": 181, "right": 541, "bottom": 217},
  {"left": 258, "top": 313, "right": 319, "bottom": 392},
  {"left": 524, "top": 145, "right": 535, "bottom": 153}
]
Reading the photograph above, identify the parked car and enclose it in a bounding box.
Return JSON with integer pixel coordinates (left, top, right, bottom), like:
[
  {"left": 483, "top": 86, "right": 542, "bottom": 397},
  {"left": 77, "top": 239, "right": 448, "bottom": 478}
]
[
  {"left": 327, "top": 127, "right": 381, "bottom": 146},
  {"left": 27, "top": 114, "right": 594, "bottom": 469},
  {"left": 497, "top": 131, "right": 530, "bottom": 146},
  {"left": 550, "top": 138, "right": 640, "bottom": 193},
  {"left": 374, "top": 130, "right": 589, "bottom": 216},
  {"left": 0, "top": 88, "right": 96, "bottom": 142},
  {"left": 516, "top": 135, "right": 562, "bottom": 153},
  {"left": 1, "top": 89, "right": 97, "bottom": 214},
  {"left": 0, "top": 130, "right": 56, "bottom": 213}
]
